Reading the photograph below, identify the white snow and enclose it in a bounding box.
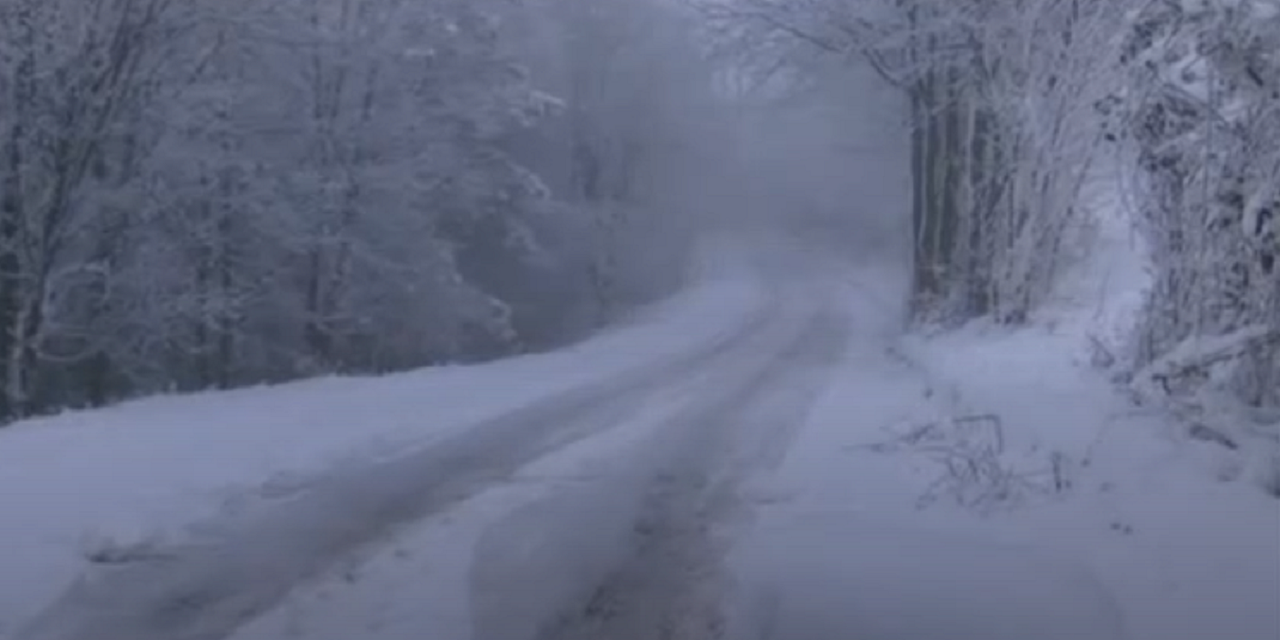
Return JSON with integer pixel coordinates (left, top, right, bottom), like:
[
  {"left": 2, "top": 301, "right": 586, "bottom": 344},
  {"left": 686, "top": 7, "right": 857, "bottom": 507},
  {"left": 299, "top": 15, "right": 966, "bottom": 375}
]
[
  {"left": 225, "top": 373, "right": 707, "bottom": 640},
  {"left": 0, "top": 272, "right": 766, "bottom": 639},
  {"left": 222, "top": 277, "right": 827, "bottom": 640},
  {"left": 1, "top": 182, "right": 1277, "bottom": 640},
  {"left": 726, "top": 178, "right": 1280, "bottom": 640},
  {"left": 899, "top": 324, "right": 1280, "bottom": 640}
]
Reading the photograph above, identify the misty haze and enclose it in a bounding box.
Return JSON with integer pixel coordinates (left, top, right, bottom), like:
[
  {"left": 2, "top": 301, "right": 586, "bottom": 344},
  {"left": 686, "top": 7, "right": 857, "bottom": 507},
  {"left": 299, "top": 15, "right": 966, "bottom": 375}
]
[{"left": 0, "top": 1, "right": 1276, "bottom": 639}]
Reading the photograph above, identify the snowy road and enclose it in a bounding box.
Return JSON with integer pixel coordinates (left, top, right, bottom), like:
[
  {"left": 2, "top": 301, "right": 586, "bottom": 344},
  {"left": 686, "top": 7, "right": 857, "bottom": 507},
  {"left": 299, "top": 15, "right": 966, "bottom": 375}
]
[
  {"left": 534, "top": 293, "right": 850, "bottom": 640},
  {"left": 11, "top": 264, "right": 853, "bottom": 640},
  {"left": 6, "top": 250, "right": 1275, "bottom": 640}
]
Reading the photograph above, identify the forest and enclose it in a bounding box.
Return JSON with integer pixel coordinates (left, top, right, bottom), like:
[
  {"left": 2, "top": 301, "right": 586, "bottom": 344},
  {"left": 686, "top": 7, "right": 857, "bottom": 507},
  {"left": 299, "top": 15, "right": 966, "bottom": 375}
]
[{"left": 1, "top": 0, "right": 1276, "bottom": 429}]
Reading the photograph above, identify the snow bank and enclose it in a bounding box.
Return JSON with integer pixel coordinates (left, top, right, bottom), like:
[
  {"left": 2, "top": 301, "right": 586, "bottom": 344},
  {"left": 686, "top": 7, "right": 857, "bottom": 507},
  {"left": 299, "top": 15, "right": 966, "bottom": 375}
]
[
  {"left": 729, "top": 233, "right": 1277, "bottom": 640},
  {"left": 724, "top": 291, "right": 1132, "bottom": 639},
  {"left": 905, "top": 320, "right": 1280, "bottom": 640},
  {"left": 0, "top": 274, "right": 765, "bottom": 638},
  {"left": 225, "top": 376, "right": 703, "bottom": 640},
  {"left": 731, "top": 515, "right": 1127, "bottom": 640}
]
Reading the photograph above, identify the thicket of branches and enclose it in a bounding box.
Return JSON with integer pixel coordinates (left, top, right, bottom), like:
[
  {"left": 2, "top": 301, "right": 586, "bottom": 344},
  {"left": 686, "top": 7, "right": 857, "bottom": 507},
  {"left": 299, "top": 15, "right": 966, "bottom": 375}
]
[
  {"left": 0, "top": 0, "right": 722, "bottom": 422},
  {"left": 1113, "top": 0, "right": 1279, "bottom": 411},
  {"left": 5, "top": 0, "right": 1276, "bottom": 435},
  {"left": 703, "top": 0, "right": 1125, "bottom": 323},
  {"left": 708, "top": 0, "right": 1279, "bottom": 447}
]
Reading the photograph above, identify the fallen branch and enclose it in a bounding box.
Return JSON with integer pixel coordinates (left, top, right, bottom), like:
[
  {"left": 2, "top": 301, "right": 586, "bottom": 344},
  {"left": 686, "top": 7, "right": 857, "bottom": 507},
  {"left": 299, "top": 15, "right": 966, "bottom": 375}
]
[
  {"left": 860, "top": 414, "right": 1073, "bottom": 514},
  {"left": 1133, "top": 325, "right": 1280, "bottom": 400}
]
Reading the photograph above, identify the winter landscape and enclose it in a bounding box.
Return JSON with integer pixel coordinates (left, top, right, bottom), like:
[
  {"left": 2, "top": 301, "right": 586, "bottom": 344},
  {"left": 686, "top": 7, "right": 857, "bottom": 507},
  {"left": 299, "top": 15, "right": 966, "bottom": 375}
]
[{"left": 0, "top": 0, "right": 1277, "bottom": 639}]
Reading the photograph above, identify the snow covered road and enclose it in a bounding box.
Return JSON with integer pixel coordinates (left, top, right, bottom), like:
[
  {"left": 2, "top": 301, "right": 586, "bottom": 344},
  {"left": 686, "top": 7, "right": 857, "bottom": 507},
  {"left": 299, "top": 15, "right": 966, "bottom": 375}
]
[
  {"left": 6, "top": 247, "right": 1274, "bottom": 640},
  {"left": 8, "top": 263, "right": 854, "bottom": 640},
  {"left": 533, "top": 294, "right": 850, "bottom": 640}
]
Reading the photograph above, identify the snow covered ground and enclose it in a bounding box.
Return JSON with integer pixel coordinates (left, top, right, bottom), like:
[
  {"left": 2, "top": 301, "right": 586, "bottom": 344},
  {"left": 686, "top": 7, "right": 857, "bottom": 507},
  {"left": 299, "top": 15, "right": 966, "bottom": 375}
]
[
  {"left": 726, "top": 203, "right": 1280, "bottom": 640},
  {"left": 0, "top": 270, "right": 769, "bottom": 639},
  {"left": 220, "top": 372, "right": 711, "bottom": 640},
  {"left": 730, "top": 311, "right": 1279, "bottom": 640},
  {"left": 0, "top": 218, "right": 1276, "bottom": 640}
]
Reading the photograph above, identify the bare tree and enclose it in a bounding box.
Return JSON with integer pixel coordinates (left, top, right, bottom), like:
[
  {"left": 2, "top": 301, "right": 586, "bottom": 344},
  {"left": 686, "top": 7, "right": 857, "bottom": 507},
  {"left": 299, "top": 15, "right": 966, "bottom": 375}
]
[
  {"left": 0, "top": 0, "right": 596, "bottom": 421},
  {"left": 519, "top": 0, "right": 724, "bottom": 324},
  {"left": 1115, "top": 0, "right": 1280, "bottom": 412},
  {"left": 0, "top": 0, "right": 187, "bottom": 416},
  {"left": 698, "top": 0, "right": 1127, "bottom": 322}
]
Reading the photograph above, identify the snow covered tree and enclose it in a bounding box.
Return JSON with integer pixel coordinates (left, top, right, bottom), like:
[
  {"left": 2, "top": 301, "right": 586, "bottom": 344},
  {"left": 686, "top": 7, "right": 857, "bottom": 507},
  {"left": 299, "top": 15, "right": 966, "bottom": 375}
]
[
  {"left": 511, "top": 0, "right": 727, "bottom": 325},
  {"left": 701, "top": 0, "right": 1128, "bottom": 322},
  {"left": 247, "top": 0, "right": 555, "bottom": 369},
  {"left": 0, "top": 0, "right": 581, "bottom": 420},
  {"left": 1113, "top": 0, "right": 1280, "bottom": 410},
  {"left": 0, "top": 0, "right": 190, "bottom": 415}
]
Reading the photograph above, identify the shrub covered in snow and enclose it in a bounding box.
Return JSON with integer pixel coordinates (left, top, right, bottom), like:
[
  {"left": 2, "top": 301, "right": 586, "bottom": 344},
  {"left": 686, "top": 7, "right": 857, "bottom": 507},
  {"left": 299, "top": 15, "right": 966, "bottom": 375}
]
[{"left": 1106, "top": 0, "right": 1280, "bottom": 489}]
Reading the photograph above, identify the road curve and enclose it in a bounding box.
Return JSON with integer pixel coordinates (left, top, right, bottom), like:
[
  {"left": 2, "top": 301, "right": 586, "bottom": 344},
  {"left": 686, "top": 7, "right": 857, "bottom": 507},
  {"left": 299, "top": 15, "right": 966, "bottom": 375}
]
[
  {"left": 522, "top": 289, "right": 851, "bottom": 640},
  {"left": 12, "top": 269, "right": 825, "bottom": 640}
]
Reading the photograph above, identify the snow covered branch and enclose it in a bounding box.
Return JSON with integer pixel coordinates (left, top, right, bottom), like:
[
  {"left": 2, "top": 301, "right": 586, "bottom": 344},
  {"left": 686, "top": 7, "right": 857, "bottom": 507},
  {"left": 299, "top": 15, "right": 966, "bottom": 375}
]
[{"left": 0, "top": 0, "right": 728, "bottom": 422}]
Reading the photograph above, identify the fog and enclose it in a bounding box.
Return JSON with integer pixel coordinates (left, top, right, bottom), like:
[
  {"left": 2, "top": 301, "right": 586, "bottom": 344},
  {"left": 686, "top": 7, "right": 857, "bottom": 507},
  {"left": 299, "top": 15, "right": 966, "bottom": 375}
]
[
  {"left": 0, "top": 0, "right": 915, "bottom": 420},
  {"left": 509, "top": 0, "right": 913, "bottom": 304},
  {"left": 4, "top": 3, "right": 1277, "bottom": 639}
]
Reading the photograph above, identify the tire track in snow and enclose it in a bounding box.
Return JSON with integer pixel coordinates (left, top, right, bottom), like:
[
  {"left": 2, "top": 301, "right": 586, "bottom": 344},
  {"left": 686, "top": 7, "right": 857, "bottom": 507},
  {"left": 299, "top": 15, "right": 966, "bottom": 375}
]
[
  {"left": 10, "top": 287, "right": 790, "bottom": 640},
  {"left": 535, "top": 299, "right": 852, "bottom": 640}
]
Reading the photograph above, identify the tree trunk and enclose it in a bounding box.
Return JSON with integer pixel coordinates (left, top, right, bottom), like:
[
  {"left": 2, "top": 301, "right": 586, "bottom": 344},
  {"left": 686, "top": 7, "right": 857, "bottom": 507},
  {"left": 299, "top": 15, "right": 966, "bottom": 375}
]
[{"left": 910, "top": 65, "right": 964, "bottom": 318}]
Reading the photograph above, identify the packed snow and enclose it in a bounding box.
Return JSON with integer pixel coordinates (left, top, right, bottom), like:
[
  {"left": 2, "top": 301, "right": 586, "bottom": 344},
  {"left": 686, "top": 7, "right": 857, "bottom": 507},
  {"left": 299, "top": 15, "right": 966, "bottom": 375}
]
[
  {"left": 0, "top": 272, "right": 767, "bottom": 638},
  {"left": 730, "top": 307, "right": 1279, "bottom": 640},
  {"left": 724, "top": 191, "right": 1279, "bottom": 640}
]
